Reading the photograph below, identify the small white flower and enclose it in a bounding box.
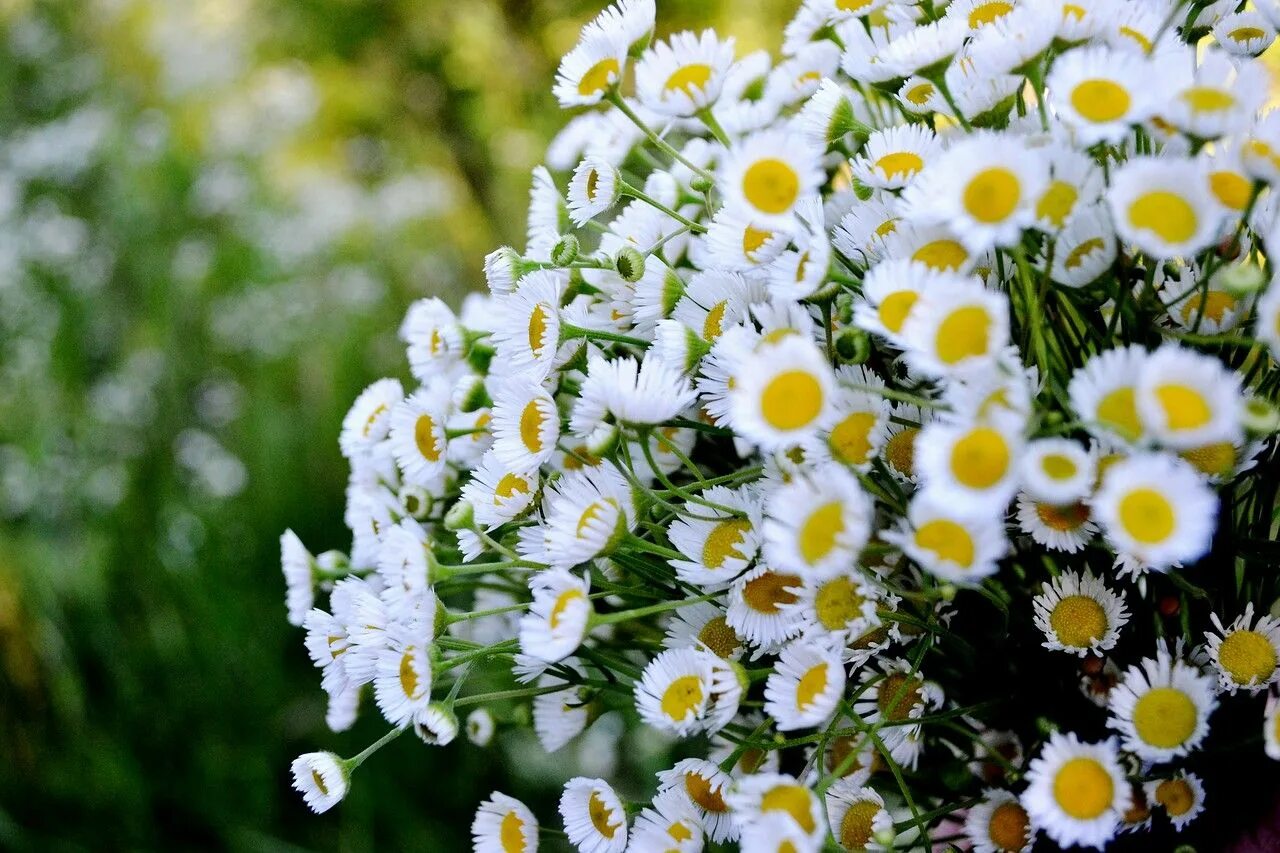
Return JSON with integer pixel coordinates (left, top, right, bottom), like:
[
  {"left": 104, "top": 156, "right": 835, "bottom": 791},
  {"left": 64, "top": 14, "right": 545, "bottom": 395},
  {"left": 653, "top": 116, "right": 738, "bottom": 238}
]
[
  {"left": 1020, "top": 732, "right": 1129, "bottom": 850},
  {"left": 290, "top": 752, "right": 349, "bottom": 813},
  {"left": 472, "top": 792, "right": 540, "bottom": 853},
  {"left": 560, "top": 777, "right": 629, "bottom": 853},
  {"left": 763, "top": 640, "right": 845, "bottom": 730}
]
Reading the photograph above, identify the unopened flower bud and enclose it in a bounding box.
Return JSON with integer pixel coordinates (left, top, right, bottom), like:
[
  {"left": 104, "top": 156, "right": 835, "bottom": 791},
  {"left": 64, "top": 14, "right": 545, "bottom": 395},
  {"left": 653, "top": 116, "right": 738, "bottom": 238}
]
[
  {"left": 1213, "top": 260, "right": 1266, "bottom": 296},
  {"left": 834, "top": 327, "right": 871, "bottom": 364},
  {"left": 552, "top": 234, "right": 581, "bottom": 267},
  {"left": 1243, "top": 395, "right": 1280, "bottom": 436},
  {"left": 615, "top": 246, "right": 646, "bottom": 283},
  {"left": 689, "top": 175, "right": 714, "bottom": 194},
  {"left": 444, "top": 500, "right": 475, "bottom": 531}
]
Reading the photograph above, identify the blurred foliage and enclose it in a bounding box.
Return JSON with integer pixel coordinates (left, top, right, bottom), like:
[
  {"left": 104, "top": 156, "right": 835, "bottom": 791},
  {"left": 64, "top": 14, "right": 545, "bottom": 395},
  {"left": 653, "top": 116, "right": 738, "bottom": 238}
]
[{"left": 0, "top": 0, "right": 792, "bottom": 849}]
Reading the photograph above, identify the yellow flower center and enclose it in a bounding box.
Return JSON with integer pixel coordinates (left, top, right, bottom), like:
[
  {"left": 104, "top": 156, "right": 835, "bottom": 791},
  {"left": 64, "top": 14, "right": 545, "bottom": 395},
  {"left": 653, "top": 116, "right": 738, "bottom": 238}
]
[
  {"left": 1154, "top": 778, "right": 1194, "bottom": 816},
  {"left": 703, "top": 518, "right": 751, "bottom": 569},
  {"left": 576, "top": 498, "right": 618, "bottom": 539},
  {"left": 500, "top": 811, "right": 526, "bottom": 853},
  {"left": 1118, "top": 487, "right": 1175, "bottom": 544},
  {"left": 311, "top": 770, "right": 328, "bottom": 795},
  {"left": 685, "top": 771, "right": 728, "bottom": 812},
  {"left": 963, "top": 167, "right": 1021, "bottom": 224},
  {"left": 1035, "top": 501, "right": 1091, "bottom": 532},
  {"left": 878, "top": 290, "right": 918, "bottom": 333},
  {"left": 814, "top": 576, "right": 866, "bottom": 630},
  {"left": 1041, "top": 453, "right": 1078, "bottom": 481},
  {"left": 519, "top": 400, "right": 546, "bottom": 453},
  {"left": 661, "top": 674, "right": 705, "bottom": 722},
  {"left": 415, "top": 414, "right": 441, "bottom": 462},
  {"left": 1049, "top": 594, "right": 1107, "bottom": 648},
  {"left": 1180, "top": 289, "right": 1237, "bottom": 326},
  {"left": 697, "top": 615, "right": 741, "bottom": 658},
  {"left": 1071, "top": 79, "right": 1131, "bottom": 122},
  {"left": 528, "top": 304, "right": 549, "bottom": 356},
  {"left": 760, "top": 369, "right": 824, "bottom": 431},
  {"left": 840, "top": 800, "right": 881, "bottom": 850},
  {"left": 665, "top": 64, "right": 713, "bottom": 96},
  {"left": 988, "top": 801, "right": 1030, "bottom": 852},
  {"left": 1064, "top": 236, "right": 1105, "bottom": 271},
  {"left": 495, "top": 472, "right": 530, "bottom": 502},
  {"left": 1180, "top": 86, "right": 1234, "bottom": 113},
  {"left": 796, "top": 662, "right": 829, "bottom": 711},
  {"left": 877, "top": 673, "right": 923, "bottom": 721},
  {"left": 1096, "top": 386, "right": 1142, "bottom": 441},
  {"left": 829, "top": 411, "right": 879, "bottom": 465},
  {"left": 1218, "top": 629, "right": 1277, "bottom": 685},
  {"left": 399, "top": 649, "right": 421, "bottom": 699},
  {"left": 742, "top": 571, "right": 801, "bottom": 614},
  {"left": 799, "top": 501, "right": 845, "bottom": 565},
  {"left": 915, "top": 519, "right": 975, "bottom": 567},
  {"left": 1155, "top": 384, "right": 1211, "bottom": 431},
  {"left": 550, "top": 587, "right": 585, "bottom": 629},
  {"left": 742, "top": 158, "right": 801, "bottom": 215},
  {"left": 876, "top": 151, "right": 925, "bottom": 180},
  {"left": 588, "top": 791, "right": 620, "bottom": 839},
  {"left": 743, "top": 224, "right": 773, "bottom": 259},
  {"left": 1180, "top": 442, "right": 1235, "bottom": 478},
  {"left": 885, "top": 428, "right": 918, "bottom": 477},
  {"left": 1128, "top": 191, "right": 1198, "bottom": 245},
  {"left": 949, "top": 426, "right": 1010, "bottom": 490},
  {"left": 578, "top": 58, "right": 620, "bottom": 97},
  {"left": 1037, "top": 181, "right": 1078, "bottom": 228},
  {"left": 936, "top": 305, "right": 992, "bottom": 365},
  {"left": 912, "top": 239, "right": 968, "bottom": 270},
  {"left": 760, "top": 785, "right": 816, "bottom": 834},
  {"left": 1053, "top": 757, "right": 1114, "bottom": 820},
  {"left": 968, "top": 1, "right": 1013, "bottom": 27},
  {"left": 1132, "top": 686, "right": 1198, "bottom": 748},
  {"left": 905, "top": 82, "right": 934, "bottom": 105},
  {"left": 1230, "top": 26, "right": 1267, "bottom": 42}
]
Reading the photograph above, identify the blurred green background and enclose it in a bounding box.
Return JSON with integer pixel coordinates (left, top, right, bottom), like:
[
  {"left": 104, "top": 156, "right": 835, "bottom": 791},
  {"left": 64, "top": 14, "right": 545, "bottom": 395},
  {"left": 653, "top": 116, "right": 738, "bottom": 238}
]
[{"left": 0, "top": 0, "right": 792, "bottom": 849}]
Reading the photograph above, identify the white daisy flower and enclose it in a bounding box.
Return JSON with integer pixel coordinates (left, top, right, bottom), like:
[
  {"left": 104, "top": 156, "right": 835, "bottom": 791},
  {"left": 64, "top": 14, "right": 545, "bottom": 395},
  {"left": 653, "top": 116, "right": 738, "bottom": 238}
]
[
  {"left": 851, "top": 658, "right": 944, "bottom": 770},
  {"left": 1107, "top": 647, "right": 1218, "bottom": 762},
  {"left": 518, "top": 570, "right": 592, "bottom": 663},
  {"left": 851, "top": 124, "right": 941, "bottom": 191},
  {"left": 880, "top": 222, "right": 976, "bottom": 273},
  {"left": 916, "top": 415, "right": 1024, "bottom": 515},
  {"left": 726, "top": 773, "right": 826, "bottom": 845},
  {"left": 667, "top": 485, "right": 763, "bottom": 589},
  {"left": 281, "top": 529, "right": 315, "bottom": 627},
  {"left": 1034, "top": 143, "right": 1105, "bottom": 233},
  {"left": 1019, "top": 438, "right": 1095, "bottom": 505},
  {"left": 877, "top": 18, "right": 967, "bottom": 78},
  {"left": 1046, "top": 45, "right": 1157, "bottom": 145},
  {"left": 900, "top": 277, "right": 1010, "bottom": 380},
  {"left": 1020, "top": 732, "right": 1129, "bottom": 850},
  {"left": 726, "top": 565, "right": 805, "bottom": 649},
  {"left": 414, "top": 702, "right": 459, "bottom": 746},
  {"left": 658, "top": 757, "right": 737, "bottom": 842},
  {"left": 401, "top": 297, "right": 465, "bottom": 379},
  {"left": 339, "top": 378, "right": 403, "bottom": 459},
  {"left": 290, "top": 752, "right": 349, "bottom": 814},
  {"left": 387, "top": 386, "right": 450, "bottom": 487},
  {"left": 540, "top": 465, "right": 635, "bottom": 569},
  {"left": 586, "top": 0, "right": 655, "bottom": 53},
  {"left": 738, "top": 811, "right": 820, "bottom": 853},
  {"left": 824, "top": 780, "right": 891, "bottom": 852},
  {"left": 628, "top": 790, "right": 704, "bottom": 852},
  {"left": 674, "top": 270, "right": 761, "bottom": 344},
  {"left": 472, "top": 792, "right": 540, "bottom": 853},
  {"left": 373, "top": 640, "right": 433, "bottom": 727},
  {"left": 787, "top": 570, "right": 881, "bottom": 648},
  {"left": 634, "top": 647, "right": 719, "bottom": 736},
  {"left": 1164, "top": 51, "right": 1267, "bottom": 141},
  {"left": 466, "top": 708, "right": 496, "bottom": 747},
  {"left": 1015, "top": 493, "right": 1099, "bottom": 553},
  {"left": 1067, "top": 345, "right": 1150, "bottom": 448},
  {"left": 635, "top": 30, "right": 736, "bottom": 117},
  {"left": 460, "top": 450, "right": 538, "bottom": 530},
  {"left": 762, "top": 464, "right": 873, "bottom": 580},
  {"left": 1213, "top": 11, "right": 1277, "bottom": 56},
  {"left": 1145, "top": 772, "right": 1205, "bottom": 830},
  {"left": 532, "top": 663, "right": 595, "bottom": 752},
  {"left": 492, "top": 270, "right": 566, "bottom": 381},
  {"left": 851, "top": 259, "right": 950, "bottom": 345},
  {"left": 703, "top": 207, "right": 793, "bottom": 271},
  {"left": 664, "top": 599, "right": 744, "bottom": 660},
  {"left": 1091, "top": 452, "right": 1218, "bottom": 571},
  {"left": 884, "top": 492, "right": 1008, "bottom": 584},
  {"left": 719, "top": 129, "right": 824, "bottom": 224},
  {"left": 727, "top": 335, "right": 836, "bottom": 451},
  {"left": 902, "top": 133, "right": 1048, "bottom": 253},
  {"left": 1050, "top": 203, "right": 1117, "bottom": 288},
  {"left": 571, "top": 353, "right": 697, "bottom": 436},
  {"left": 561, "top": 777, "right": 628, "bottom": 853},
  {"left": 568, "top": 155, "right": 621, "bottom": 226},
  {"left": 764, "top": 640, "right": 845, "bottom": 731},
  {"left": 821, "top": 372, "right": 891, "bottom": 471},
  {"left": 964, "top": 788, "right": 1034, "bottom": 853},
  {"left": 833, "top": 194, "right": 900, "bottom": 268},
  {"left": 1205, "top": 603, "right": 1280, "bottom": 694},
  {"left": 1135, "top": 344, "right": 1242, "bottom": 450},
  {"left": 490, "top": 375, "right": 560, "bottom": 470},
  {"left": 1107, "top": 157, "right": 1223, "bottom": 260},
  {"left": 555, "top": 29, "right": 628, "bottom": 108}
]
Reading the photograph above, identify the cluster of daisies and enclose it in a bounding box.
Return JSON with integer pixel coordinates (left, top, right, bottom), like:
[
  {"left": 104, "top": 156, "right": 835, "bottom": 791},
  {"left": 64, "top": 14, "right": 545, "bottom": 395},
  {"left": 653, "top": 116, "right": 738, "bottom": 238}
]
[{"left": 283, "top": 0, "right": 1280, "bottom": 850}]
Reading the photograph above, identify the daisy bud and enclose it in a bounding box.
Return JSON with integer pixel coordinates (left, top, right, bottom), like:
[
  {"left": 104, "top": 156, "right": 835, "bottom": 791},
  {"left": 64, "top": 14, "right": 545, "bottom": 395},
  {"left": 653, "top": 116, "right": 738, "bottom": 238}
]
[
  {"left": 1214, "top": 259, "right": 1266, "bottom": 296},
  {"left": 834, "top": 326, "right": 871, "bottom": 364},
  {"left": 939, "top": 583, "right": 957, "bottom": 602},
  {"left": 414, "top": 702, "right": 459, "bottom": 746},
  {"left": 398, "top": 484, "right": 433, "bottom": 519},
  {"left": 689, "top": 175, "right": 714, "bottom": 194},
  {"left": 466, "top": 708, "right": 496, "bottom": 746},
  {"left": 1243, "top": 395, "right": 1280, "bottom": 435},
  {"left": 873, "top": 827, "right": 897, "bottom": 847},
  {"left": 483, "top": 246, "right": 523, "bottom": 296},
  {"left": 290, "top": 752, "right": 350, "bottom": 813},
  {"left": 614, "top": 246, "right": 646, "bottom": 283},
  {"left": 444, "top": 500, "right": 475, "bottom": 532},
  {"left": 552, "top": 233, "right": 581, "bottom": 267}
]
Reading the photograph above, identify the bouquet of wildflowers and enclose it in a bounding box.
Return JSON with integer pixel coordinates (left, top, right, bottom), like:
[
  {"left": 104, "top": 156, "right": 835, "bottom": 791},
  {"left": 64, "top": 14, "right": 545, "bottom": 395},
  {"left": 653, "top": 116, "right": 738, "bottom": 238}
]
[{"left": 281, "top": 0, "right": 1280, "bottom": 849}]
